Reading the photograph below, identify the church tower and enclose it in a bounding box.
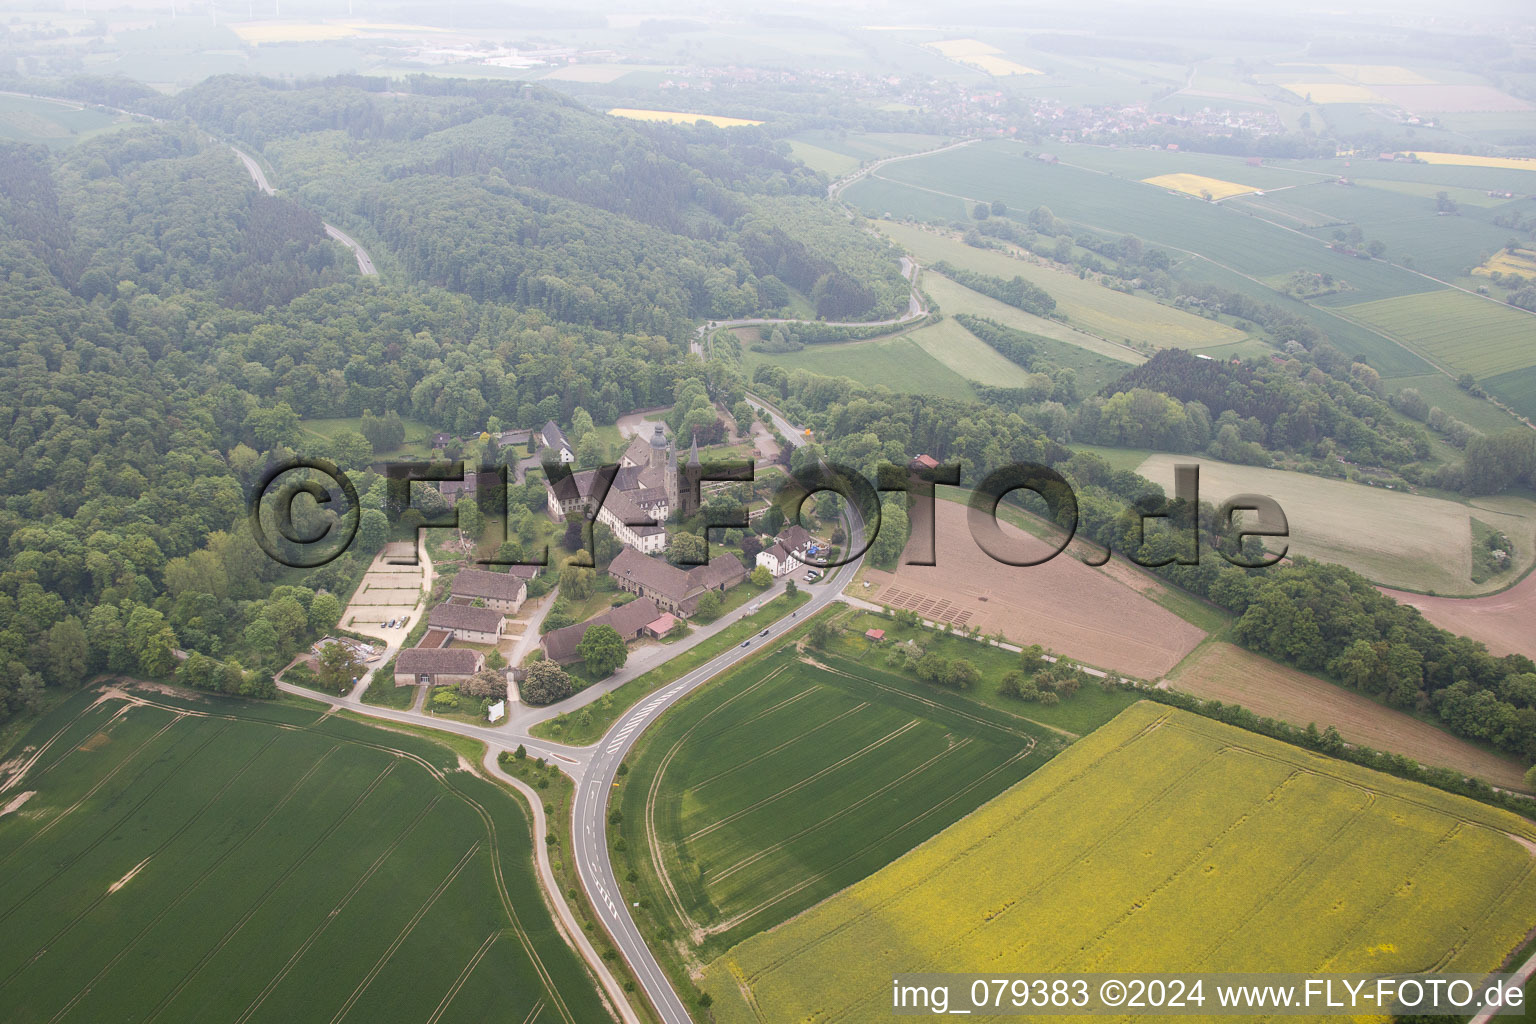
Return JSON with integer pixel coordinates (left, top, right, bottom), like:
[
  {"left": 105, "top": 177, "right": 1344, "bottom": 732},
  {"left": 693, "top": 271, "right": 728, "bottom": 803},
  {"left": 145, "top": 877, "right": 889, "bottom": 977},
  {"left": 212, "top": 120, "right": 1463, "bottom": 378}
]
[
  {"left": 664, "top": 427, "right": 679, "bottom": 516},
  {"left": 680, "top": 431, "right": 702, "bottom": 518},
  {"left": 648, "top": 424, "right": 668, "bottom": 475}
]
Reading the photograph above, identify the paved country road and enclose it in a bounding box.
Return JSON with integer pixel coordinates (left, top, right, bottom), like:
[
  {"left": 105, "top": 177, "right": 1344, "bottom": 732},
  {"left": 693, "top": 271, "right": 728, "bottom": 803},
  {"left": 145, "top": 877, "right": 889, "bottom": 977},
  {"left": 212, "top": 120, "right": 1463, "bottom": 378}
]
[
  {"left": 572, "top": 515, "right": 864, "bottom": 1024},
  {"left": 271, "top": 405, "right": 845, "bottom": 1022},
  {"left": 230, "top": 145, "right": 378, "bottom": 277}
]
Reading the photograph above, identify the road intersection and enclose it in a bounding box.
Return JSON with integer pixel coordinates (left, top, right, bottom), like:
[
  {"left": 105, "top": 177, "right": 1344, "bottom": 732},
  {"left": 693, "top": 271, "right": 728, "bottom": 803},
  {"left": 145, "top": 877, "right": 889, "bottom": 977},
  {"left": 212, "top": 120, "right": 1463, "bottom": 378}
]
[{"left": 274, "top": 405, "right": 865, "bottom": 1023}]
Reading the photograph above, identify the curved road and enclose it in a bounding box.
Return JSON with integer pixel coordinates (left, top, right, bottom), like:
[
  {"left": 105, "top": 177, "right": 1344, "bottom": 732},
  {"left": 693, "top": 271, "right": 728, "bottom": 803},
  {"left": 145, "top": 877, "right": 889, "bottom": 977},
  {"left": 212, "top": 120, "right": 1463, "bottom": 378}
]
[
  {"left": 572, "top": 516, "right": 865, "bottom": 1024},
  {"left": 230, "top": 145, "right": 378, "bottom": 277},
  {"left": 688, "top": 142, "right": 982, "bottom": 360},
  {"left": 271, "top": 407, "right": 845, "bottom": 1023}
]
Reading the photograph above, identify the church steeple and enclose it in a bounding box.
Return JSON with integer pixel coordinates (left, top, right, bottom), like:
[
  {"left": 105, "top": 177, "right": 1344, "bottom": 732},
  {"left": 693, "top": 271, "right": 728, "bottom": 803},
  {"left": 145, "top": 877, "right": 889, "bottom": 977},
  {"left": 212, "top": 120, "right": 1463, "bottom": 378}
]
[{"left": 680, "top": 430, "right": 702, "bottom": 518}]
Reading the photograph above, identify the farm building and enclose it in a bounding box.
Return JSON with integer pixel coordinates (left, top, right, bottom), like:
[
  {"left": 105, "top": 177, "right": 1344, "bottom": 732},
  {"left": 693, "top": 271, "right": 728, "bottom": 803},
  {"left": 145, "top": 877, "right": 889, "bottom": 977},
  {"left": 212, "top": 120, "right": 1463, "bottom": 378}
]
[
  {"left": 450, "top": 568, "right": 527, "bottom": 613},
  {"left": 608, "top": 547, "right": 748, "bottom": 616},
  {"left": 427, "top": 603, "right": 506, "bottom": 644},
  {"left": 394, "top": 647, "right": 483, "bottom": 687},
  {"left": 541, "top": 598, "right": 663, "bottom": 664},
  {"left": 644, "top": 613, "right": 678, "bottom": 638}
]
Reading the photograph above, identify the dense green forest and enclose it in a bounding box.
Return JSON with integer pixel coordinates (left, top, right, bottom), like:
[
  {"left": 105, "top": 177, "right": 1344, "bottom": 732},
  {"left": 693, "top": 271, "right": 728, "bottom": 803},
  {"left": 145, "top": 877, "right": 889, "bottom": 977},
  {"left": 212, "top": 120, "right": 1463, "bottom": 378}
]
[
  {"left": 163, "top": 76, "right": 907, "bottom": 332},
  {"left": 0, "top": 111, "right": 765, "bottom": 722},
  {"left": 1094, "top": 348, "right": 1431, "bottom": 466}
]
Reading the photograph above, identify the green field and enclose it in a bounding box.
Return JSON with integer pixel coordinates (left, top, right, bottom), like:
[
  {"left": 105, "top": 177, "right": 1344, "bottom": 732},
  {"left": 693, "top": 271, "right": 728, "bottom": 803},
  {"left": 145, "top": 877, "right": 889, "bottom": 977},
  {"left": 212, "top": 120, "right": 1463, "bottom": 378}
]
[
  {"left": 1387, "top": 372, "right": 1525, "bottom": 435},
  {"left": 786, "top": 140, "right": 862, "bottom": 178},
  {"left": 618, "top": 643, "right": 1085, "bottom": 959},
  {"left": 0, "top": 94, "right": 131, "bottom": 148},
  {"left": 880, "top": 220, "right": 1249, "bottom": 350},
  {"left": 899, "top": 318, "right": 1045, "bottom": 388},
  {"left": 1042, "top": 143, "right": 1327, "bottom": 190},
  {"left": 850, "top": 140, "right": 1443, "bottom": 307},
  {"left": 739, "top": 330, "right": 978, "bottom": 400},
  {"left": 1485, "top": 367, "right": 1536, "bottom": 422},
  {"left": 921, "top": 272, "right": 1144, "bottom": 371},
  {"left": 1338, "top": 290, "right": 1536, "bottom": 380},
  {"left": 0, "top": 686, "right": 607, "bottom": 1024},
  {"left": 791, "top": 130, "right": 953, "bottom": 166},
  {"left": 1270, "top": 179, "right": 1522, "bottom": 283},
  {"left": 702, "top": 701, "right": 1536, "bottom": 1023},
  {"left": 1137, "top": 453, "right": 1536, "bottom": 595}
]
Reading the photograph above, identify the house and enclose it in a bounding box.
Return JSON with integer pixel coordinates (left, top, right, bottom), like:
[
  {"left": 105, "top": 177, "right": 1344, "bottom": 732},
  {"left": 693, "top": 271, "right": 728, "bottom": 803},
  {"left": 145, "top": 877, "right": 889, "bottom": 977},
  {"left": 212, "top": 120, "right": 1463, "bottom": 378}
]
[
  {"left": 450, "top": 568, "right": 527, "bottom": 613},
  {"left": 427, "top": 603, "right": 506, "bottom": 644},
  {"left": 1245, "top": 156, "right": 1263, "bottom": 167},
  {"left": 539, "top": 420, "right": 575, "bottom": 463},
  {"left": 506, "top": 563, "right": 542, "bottom": 583},
  {"left": 546, "top": 425, "right": 701, "bottom": 552},
  {"left": 910, "top": 453, "right": 940, "bottom": 471},
  {"left": 758, "top": 524, "right": 817, "bottom": 577},
  {"left": 756, "top": 540, "right": 797, "bottom": 577},
  {"left": 540, "top": 597, "right": 662, "bottom": 664},
  {"left": 431, "top": 432, "right": 451, "bottom": 449},
  {"left": 394, "top": 647, "right": 483, "bottom": 687},
  {"left": 1036, "top": 152, "right": 1058, "bottom": 164},
  {"left": 865, "top": 628, "right": 886, "bottom": 642},
  {"left": 607, "top": 547, "right": 748, "bottom": 617}
]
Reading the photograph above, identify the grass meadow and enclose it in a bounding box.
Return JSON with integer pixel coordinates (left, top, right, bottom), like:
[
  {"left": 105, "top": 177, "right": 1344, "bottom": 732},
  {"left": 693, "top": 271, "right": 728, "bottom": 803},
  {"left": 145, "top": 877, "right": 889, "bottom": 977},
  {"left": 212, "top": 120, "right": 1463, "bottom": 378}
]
[
  {"left": 1136, "top": 453, "right": 1536, "bottom": 595},
  {"left": 0, "top": 94, "right": 131, "bottom": 148},
  {"left": 879, "top": 220, "right": 1248, "bottom": 350},
  {"left": 0, "top": 686, "right": 607, "bottom": 1024},
  {"left": 739, "top": 331, "right": 978, "bottom": 400},
  {"left": 702, "top": 701, "right": 1536, "bottom": 1023}
]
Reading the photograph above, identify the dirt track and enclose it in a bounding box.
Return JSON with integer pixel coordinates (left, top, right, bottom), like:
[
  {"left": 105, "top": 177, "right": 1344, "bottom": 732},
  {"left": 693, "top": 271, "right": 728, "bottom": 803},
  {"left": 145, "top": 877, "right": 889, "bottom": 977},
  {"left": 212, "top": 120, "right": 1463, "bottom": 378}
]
[
  {"left": 861, "top": 500, "right": 1205, "bottom": 679},
  {"left": 1380, "top": 572, "right": 1536, "bottom": 661}
]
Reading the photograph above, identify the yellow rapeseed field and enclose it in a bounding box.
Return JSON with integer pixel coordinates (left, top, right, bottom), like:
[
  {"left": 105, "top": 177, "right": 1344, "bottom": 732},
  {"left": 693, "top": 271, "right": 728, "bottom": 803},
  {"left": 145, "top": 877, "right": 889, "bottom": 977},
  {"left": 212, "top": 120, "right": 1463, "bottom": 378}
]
[
  {"left": 1474, "top": 248, "right": 1536, "bottom": 278},
  {"left": 606, "top": 108, "right": 764, "bottom": 128},
  {"left": 1141, "top": 173, "right": 1260, "bottom": 200},
  {"left": 1410, "top": 151, "right": 1536, "bottom": 171},
  {"left": 1281, "top": 82, "right": 1390, "bottom": 104},
  {"left": 703, "top": 702, "right": 1536, "bottom": 1024},
  {"left": 928, "top": 38, "right": 1000, "bottom": 58},
  {"left": 925, "top": 39, "right": 1041, "bottom": 75}
]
